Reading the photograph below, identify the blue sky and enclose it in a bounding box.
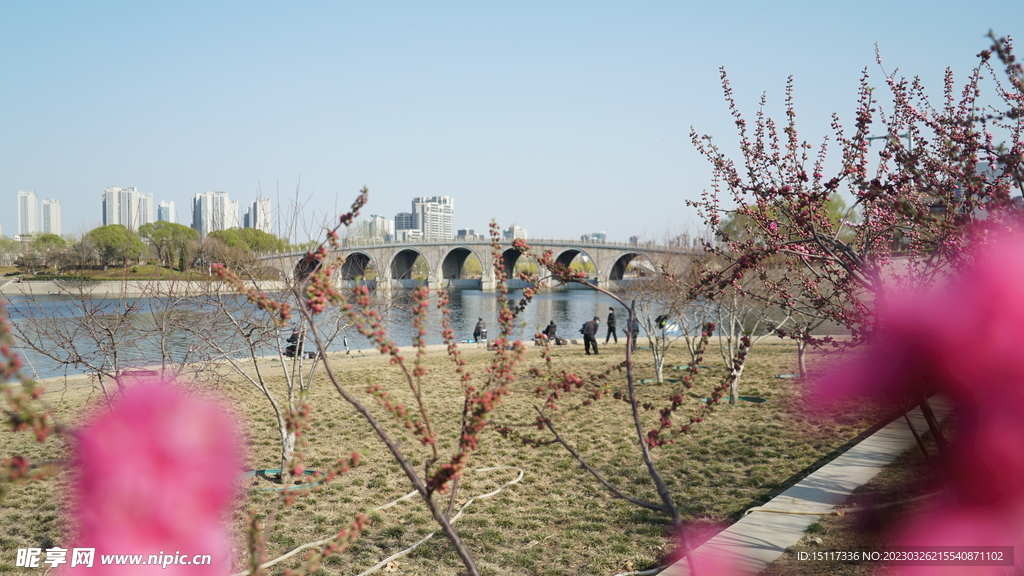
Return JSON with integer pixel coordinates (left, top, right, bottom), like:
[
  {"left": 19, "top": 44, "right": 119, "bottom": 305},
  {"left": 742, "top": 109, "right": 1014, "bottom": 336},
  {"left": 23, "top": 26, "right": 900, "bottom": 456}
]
[{"left": 2, "top": 1, "right": 1022, "bottom": 242}]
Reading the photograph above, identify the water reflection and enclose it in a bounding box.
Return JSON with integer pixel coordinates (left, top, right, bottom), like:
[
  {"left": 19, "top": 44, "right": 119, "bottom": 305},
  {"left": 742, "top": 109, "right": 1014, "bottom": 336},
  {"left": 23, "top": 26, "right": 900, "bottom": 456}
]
[{"left": 3, "top": 288, "right": 623, "bottom": 380}]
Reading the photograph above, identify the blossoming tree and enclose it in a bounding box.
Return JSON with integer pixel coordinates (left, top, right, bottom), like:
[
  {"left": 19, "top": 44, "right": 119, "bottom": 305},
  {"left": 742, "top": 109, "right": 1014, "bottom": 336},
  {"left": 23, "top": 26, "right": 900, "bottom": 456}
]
[{"left": 689, "top": 35, "right": 1024, "bottom": 345}]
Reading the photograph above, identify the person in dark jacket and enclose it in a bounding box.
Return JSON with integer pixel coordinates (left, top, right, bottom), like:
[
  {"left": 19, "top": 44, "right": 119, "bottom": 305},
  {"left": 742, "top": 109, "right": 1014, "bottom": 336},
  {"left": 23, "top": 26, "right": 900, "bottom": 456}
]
[
  {"left": 285, "top": 328, "right": 304, "bottom": 357},
  {"left": 582, "top": 316, "right": 600, "bottom": 355},
  {"left": 473, "top": 318, "right": 487, "bottom": 342},
  {"left": 542, "top": 320, "right": 557, "bottom": 339},
  {"left": 285, "top": 327, "right": 315, "bottom": 359},
  {"left": 605, "top": 307, "right": 618, "bottom": 344}
]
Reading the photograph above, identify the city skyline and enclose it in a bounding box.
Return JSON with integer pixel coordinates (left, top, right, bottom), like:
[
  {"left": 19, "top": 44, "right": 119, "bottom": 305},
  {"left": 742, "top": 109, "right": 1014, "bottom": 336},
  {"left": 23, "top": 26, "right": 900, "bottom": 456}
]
[
  {"left": 3, "top": 4, "right": 1022, "bottom": 243},
  {"left": 7, "top": 188, "right": 275, "bottom": 239}
]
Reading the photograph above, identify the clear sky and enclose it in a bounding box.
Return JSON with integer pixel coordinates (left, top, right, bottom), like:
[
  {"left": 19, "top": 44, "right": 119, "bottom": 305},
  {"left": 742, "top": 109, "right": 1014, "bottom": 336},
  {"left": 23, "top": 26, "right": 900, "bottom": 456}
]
[{"left": 2, "top": 1, "right": 1022, "bottom": 243}]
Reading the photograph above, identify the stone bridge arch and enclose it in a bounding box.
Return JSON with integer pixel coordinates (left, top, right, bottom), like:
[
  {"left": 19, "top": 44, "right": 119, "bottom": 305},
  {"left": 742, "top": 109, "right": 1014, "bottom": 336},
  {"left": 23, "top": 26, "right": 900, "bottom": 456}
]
[
  {"left": 551, "top": 248, "right": 596, "bottom": 284},
  {"left": 440, "top": 246, "right": 484, "bottom": 281},
  {"left": 339, "top": 252, "right": 374, "bottom": 280},
  {"left": 293, "top": 254, "right": 320, "bottom": 281},
  {"left": 499, "top": 247, "right": 545, "bottom": 287},
  {"left": 390, "top": 248, "right": 428, "bottom": 280},
  {"left": 608, "top": 251, "right": 655, "bottom": 280}
]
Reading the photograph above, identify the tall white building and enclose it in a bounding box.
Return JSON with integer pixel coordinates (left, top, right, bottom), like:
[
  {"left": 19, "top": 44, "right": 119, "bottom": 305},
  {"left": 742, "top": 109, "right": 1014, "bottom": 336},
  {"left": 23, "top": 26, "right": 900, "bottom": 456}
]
[
  {"left": 192, "top": 191, "right": 238, "bottom": 237},
  {"left": 243, "top": 198, "right": 272, "bottom": 234},
  {"left": 102, "top": 186, "right": 150, "bottom": 231},
  {"left": 503, "top": 224, "right": 527, "bottom": 240},
  {"left": 137, "top": 193, "right": 155, "bottom": 228},
  {"left": 367, "top": 214, "right": 394, "bottom": 241},
  {"left": 18, "top": 190, "right": 38, "bottom": 236},
  {"left": 157, "top": 201, "right": 176, "bottom": 223},
  {"left": 411, "top": 196, "right": 455, "bottom": 240},
  {"left": 41, "top": 199, "right": 61, "bottom": 235}
]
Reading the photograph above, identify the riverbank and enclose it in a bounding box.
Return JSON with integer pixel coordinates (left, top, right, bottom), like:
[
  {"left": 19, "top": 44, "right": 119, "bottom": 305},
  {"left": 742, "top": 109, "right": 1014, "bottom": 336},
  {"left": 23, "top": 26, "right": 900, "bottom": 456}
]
[{"left": 0, "top": 278, "right": 289, "bottom": 298}]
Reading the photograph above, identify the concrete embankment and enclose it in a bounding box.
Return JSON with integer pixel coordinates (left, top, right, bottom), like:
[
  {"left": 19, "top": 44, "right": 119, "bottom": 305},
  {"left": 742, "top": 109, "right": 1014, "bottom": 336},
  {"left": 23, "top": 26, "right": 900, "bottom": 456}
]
[{"left": 0, "top": 279, "right": 290, "bottom": 299}]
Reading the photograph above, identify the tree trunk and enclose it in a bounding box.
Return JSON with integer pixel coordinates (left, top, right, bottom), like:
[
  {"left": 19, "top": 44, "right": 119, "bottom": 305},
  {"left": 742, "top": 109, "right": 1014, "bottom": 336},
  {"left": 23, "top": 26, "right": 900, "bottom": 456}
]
[
  {"left": 729, "top": 360, "right": 747, "bottom": 405},
  {"left": 278, "top": 426, "right": 296, "bottom": 485},
  {"left": 796, "top": 339, "right": 808, "bottom": 378}
]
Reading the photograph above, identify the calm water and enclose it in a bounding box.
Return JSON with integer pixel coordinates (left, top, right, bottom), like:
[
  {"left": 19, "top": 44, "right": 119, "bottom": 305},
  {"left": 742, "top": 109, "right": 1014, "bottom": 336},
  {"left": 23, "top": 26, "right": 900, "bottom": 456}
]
[{"left": 2, "top": 288, "right": 627, "bottom": 380}]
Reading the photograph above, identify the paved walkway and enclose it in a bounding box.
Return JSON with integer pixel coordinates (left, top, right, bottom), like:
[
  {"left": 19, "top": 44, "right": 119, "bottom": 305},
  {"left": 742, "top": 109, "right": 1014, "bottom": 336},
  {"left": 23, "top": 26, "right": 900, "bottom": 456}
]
[{"left": 665, "top": 397, "right": 953, "bottom": 576}]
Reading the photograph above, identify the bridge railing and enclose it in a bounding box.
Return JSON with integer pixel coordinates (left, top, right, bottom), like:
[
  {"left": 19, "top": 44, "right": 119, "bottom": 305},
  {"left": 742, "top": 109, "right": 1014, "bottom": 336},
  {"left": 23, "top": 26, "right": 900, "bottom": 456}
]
[
  {"left": 265, "top": 237, "right": 697, "bottom": 261},
  {"left": 334, "top": 237, "right": 684, "bottom": 250}
]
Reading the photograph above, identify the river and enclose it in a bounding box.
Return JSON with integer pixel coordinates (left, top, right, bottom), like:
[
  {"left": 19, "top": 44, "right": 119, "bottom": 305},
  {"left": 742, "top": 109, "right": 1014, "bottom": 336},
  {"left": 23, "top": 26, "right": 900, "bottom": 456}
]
[{"left": 2, "top": 288, "right": 628, "bottom": 380}]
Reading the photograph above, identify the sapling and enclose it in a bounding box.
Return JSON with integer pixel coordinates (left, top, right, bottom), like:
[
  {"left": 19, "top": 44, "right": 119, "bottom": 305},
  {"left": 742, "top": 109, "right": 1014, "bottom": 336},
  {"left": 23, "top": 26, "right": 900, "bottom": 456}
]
[{"left": 215, "top": 195, "right": 542, "bottom": 576}]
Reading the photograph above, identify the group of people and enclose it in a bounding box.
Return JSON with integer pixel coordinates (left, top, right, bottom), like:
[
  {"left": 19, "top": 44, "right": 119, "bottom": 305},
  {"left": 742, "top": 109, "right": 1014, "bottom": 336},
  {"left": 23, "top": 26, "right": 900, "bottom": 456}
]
[
  {"left": 474, "top": 307, "right": 646, "bottom": 355},
  {"left": 578, "top": 307, "right": 642, "bottom": 355},
  {"left": 288, "top": 310, "right": 651, "bottom": 358}
]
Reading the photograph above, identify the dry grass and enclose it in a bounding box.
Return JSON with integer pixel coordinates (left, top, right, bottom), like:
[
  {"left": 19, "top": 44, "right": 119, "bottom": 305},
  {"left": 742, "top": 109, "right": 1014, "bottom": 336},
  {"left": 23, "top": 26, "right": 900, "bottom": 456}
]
[{"left": 0, "top": 338, "right": 893, "bottom": 575}]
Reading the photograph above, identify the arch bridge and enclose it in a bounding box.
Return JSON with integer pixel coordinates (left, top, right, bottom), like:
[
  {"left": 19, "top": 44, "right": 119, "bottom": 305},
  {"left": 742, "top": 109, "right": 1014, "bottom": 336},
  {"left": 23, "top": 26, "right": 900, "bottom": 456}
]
[{"left": 262, "top": 239, "right": 692, "bottom": 291}]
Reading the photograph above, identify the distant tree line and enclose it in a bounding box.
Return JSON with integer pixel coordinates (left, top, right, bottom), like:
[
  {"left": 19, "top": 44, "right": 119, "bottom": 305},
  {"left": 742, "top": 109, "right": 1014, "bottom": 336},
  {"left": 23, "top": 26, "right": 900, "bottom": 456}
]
[{"left": 1, "top": 224, "right": 291, "bottom": 275}]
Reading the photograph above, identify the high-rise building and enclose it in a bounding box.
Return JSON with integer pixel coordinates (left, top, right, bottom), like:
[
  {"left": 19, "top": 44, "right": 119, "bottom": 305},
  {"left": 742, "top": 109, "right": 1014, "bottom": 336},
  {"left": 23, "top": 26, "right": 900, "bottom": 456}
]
[
  {"left": 157, "top": 201, "right": 176, "bottom": 223},
  {"left": 192, "top": 191, "right": 238, "bottom": 237},
  {"left": 102, "top": 186, "right": 150, "bottom": 231},
  {"left": 412, "top": 196, "right": 455, "bottom": 240},
  {"left": 394, "top": 211, "right": 418, "bottom": 233},
  {"left": 18, "top": 190, "right": 38, "bottom": 236},
  {"left": 137, "top": 193, "right": 155, "bottom": 228},
  {"left": 503, "top": 225, "right": 527, "bottom": 240},
  {"left": 243, "top": 198, "right": 272, "bottom": 234},
  {"left": 41, "top": 199, "right": 61, "bottom": 235},
  {"left": 366, "top": 214, "right": 394, "bottom": 241}
]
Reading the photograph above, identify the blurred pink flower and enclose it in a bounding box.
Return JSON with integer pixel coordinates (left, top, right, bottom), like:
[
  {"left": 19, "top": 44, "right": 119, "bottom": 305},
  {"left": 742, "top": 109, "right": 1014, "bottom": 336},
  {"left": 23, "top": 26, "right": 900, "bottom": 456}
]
[
  {"left": 817, "top": 232, "right": 1024, "bottom": 572},
  {"left": 893, "top": 499, "right": 1023, "bottom": 576},
  {"left": 66, "top": 381, "right": 241, "bottom": 575},
  {"left": 819, "top": 233, "right": 1024, "bottom": 408}
]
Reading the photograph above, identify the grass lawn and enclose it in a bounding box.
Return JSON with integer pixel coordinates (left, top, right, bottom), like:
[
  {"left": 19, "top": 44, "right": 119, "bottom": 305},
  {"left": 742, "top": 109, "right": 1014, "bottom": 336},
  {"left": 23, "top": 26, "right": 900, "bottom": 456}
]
[{"left": 0, "top": 338, "right": 894, "bottom": 575}]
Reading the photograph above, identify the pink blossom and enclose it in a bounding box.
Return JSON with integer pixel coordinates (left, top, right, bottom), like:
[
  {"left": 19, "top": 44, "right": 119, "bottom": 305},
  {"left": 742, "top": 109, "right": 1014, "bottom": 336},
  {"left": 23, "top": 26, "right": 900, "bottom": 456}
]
[{"left": 66, "top": 381, "right": 242, "bottom": 575}]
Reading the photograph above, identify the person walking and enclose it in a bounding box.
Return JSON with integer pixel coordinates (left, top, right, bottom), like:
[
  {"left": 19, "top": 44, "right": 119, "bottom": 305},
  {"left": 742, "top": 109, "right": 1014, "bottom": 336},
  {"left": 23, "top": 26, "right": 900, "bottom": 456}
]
[
  {"left": 473, "top": 317, "right": 487, "bottom": 342},
  {"left": 582, "top": 316, "right": 600, "bottom": 355},
  {"left": 605, "top": 307, "right": 618, "bottom": 344}
]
